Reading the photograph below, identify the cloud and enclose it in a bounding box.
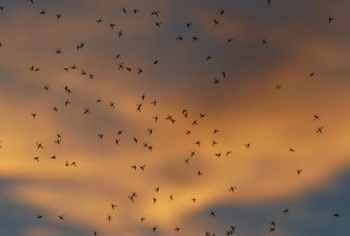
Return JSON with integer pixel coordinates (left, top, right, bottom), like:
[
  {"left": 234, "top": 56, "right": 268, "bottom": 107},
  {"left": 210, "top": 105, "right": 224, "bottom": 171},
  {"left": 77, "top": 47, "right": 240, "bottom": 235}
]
[{"left": 1, "top": 0, "right": 350, "bottom": 235}]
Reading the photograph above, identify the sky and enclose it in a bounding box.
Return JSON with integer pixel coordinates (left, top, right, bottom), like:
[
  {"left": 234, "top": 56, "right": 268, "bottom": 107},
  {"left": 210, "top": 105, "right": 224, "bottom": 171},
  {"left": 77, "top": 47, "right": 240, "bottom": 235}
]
[{"left": 0, "top": 0, "right": 350, "bottom": 235}]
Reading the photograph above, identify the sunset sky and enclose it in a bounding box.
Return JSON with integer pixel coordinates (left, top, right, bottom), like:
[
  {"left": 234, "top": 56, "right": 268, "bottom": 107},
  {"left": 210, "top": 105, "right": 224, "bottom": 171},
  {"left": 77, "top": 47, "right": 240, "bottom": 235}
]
[{"left": 1, "top": 0, "right": 350, "bottom": 235}]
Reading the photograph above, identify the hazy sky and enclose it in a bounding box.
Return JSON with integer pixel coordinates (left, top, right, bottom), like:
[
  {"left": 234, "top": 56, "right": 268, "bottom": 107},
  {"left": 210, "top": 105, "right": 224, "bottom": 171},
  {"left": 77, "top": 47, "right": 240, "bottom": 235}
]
[{"left": 1, "top": 0, "right": 350, "bottom": 235}]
